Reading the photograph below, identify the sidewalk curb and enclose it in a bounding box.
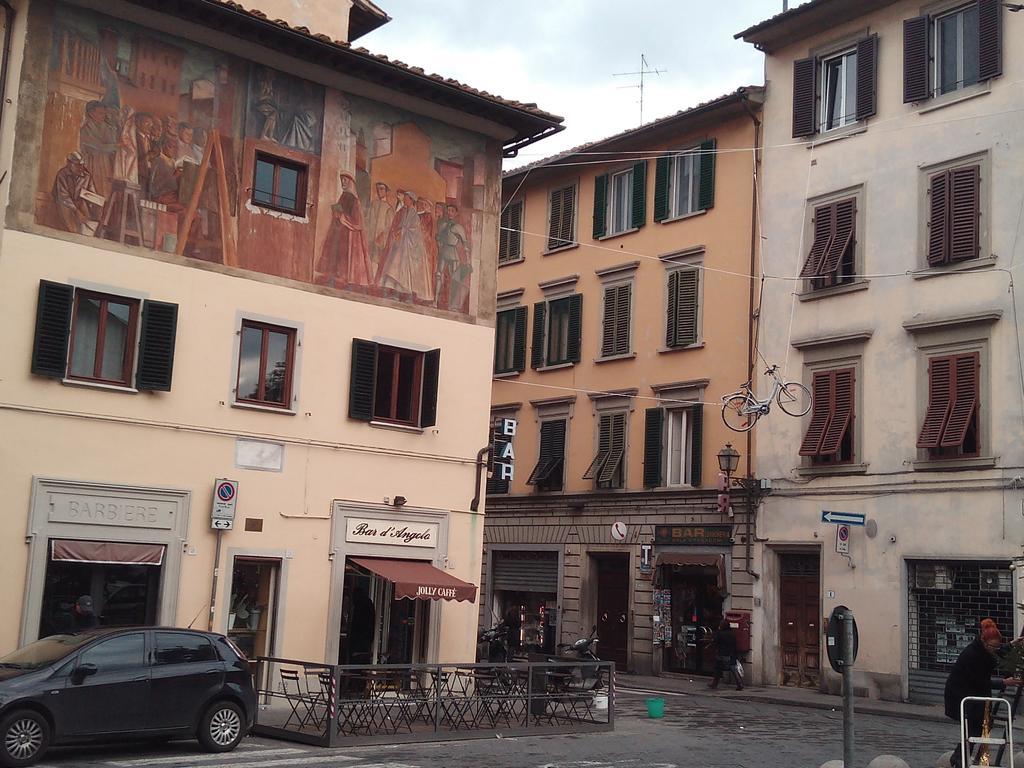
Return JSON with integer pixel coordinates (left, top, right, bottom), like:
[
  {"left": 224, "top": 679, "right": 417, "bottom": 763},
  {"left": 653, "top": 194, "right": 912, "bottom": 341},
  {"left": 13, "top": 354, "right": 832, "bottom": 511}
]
[{"left": 616, "top": 681, "right": 949, "bottom": 724}]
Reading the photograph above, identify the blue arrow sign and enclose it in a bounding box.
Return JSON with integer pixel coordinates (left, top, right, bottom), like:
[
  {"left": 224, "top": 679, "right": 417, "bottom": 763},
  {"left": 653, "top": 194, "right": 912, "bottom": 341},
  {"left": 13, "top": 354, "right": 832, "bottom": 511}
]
[{"left": 821, "top": 510, "right": 865, "bottom": 526}]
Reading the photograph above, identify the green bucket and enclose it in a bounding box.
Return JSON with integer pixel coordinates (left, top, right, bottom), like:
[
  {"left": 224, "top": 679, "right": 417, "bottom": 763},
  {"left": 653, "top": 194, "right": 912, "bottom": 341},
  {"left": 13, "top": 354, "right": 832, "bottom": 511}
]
[{"left": 646, "top": 697, "right": 665, "bottom": 719}]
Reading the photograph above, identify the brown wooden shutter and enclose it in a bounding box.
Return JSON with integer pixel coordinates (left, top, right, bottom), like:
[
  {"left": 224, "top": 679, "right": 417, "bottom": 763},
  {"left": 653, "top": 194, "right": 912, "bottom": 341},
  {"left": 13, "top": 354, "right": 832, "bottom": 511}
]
[
  {"left": 419, "top": 348, "right": 441, "bottom": 428},
  {"left": 31, "top": 281, "right": 74, "bottom": 378},
  {"left": 792, "top": 57, "right": 817, "bottom": 138},
  {"left": 855, "top": 35, "right": 879, "bottom": 121},
  {"left": 817, "top": 199, "right": 855, "bottom": 277},
  {"left": 927, "top": 171, "right": 950, "bottom": 266},
  {"left": 819, "top": 369, "right": 854, "bottom": 456},
  {"left": 136, "top": 300, "right": 178, "bottom": 392},
  {"left": 799, "top": 371, "right": 834, "bottom": 456},
  {"left": 903, "top": 16, "right": 931, "bottom": 103},
  {"left": 941, "top": 353, "right": 979, "bottom": 448},
  {"left": 348, "top": 339, "right": 378, "bottom": 421},
  {"left": 917, "top": 356, "right": 954, "bottom": 448},
  {"left": 799, "top": 203, "right": 835, "bottom": 278},
  {"left": 675, "top": 269, "right": 699, "bottom": 347},
  {"left": 949, "top": 165, "right": 980, "bottom": 262},
  {"left": 643, "top": 408, "right": 664, "bottom": 488},
  {"left": 978, "top": 0, "right": 1002, "bottom": 81}
]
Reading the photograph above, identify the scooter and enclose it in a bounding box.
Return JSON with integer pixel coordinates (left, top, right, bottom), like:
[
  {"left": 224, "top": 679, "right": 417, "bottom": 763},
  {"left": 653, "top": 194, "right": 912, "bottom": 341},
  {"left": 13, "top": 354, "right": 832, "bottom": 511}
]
[
  {"left": 476, "top": 622, "right": 513, "bottom": 663},
  {"left": 557, "top": 625, "right": 600, "bottom": 661},
  {"left": 553, "top": 625, "right": 604, "bottom": 692}
]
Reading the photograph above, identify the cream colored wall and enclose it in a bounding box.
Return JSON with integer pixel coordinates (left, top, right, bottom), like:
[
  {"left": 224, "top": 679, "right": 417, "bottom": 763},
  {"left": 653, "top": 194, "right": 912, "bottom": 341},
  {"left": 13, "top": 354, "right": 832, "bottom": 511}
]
[
  {"left": 0, "top": 230, "right": 492, "bottom": 658},
  {"left": 494, "top": 114, "right": 758, "bottom": 492},
  {"left": 751, "top": 0, "right": 1024, "bottom": 694}
]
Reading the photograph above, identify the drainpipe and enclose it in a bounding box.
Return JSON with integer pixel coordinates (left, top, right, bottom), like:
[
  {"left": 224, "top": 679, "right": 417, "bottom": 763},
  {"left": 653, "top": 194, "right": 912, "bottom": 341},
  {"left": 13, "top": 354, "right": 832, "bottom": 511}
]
[
  {"left": 741, "top": 94, "right": 762, "bottom": 581},
  {"left": 469, "top": 446, "right": 490, "bottom": 512}
]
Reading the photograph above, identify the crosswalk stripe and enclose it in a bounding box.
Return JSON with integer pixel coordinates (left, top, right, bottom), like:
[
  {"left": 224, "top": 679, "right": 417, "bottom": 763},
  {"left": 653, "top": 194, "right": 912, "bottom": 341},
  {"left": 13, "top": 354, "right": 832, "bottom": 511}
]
[{"left": 107, "top": 748, "right": 307, "bottom": 766}]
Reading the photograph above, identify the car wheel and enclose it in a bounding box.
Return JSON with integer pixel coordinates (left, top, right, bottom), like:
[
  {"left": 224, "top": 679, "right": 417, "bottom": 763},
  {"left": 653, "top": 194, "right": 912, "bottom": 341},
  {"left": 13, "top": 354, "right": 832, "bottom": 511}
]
[
  {"left": 0, "top": 710, "right": 50, "bottom": 767},
  {"left": 197, "top": 701, "right": 244, "bottom": 753}
]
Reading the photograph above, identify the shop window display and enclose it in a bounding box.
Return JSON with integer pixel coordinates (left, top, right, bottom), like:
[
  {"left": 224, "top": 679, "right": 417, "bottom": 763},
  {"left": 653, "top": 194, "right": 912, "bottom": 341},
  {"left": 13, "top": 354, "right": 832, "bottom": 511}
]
[
  {"left": 227, "top": 558, "right": 280, "bottom": 659},
  {"left": 656, "top": 566, "right": 726, "bottom": 675}
]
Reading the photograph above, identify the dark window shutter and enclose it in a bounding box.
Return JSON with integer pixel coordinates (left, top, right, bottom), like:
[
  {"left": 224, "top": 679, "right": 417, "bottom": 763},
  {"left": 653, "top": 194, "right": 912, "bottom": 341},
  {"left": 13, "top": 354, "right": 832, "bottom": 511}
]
[
  {"left": 601, "top": 287, "right": 616, "bottom": 358},
  {"left": 531, "top": 301, "right": 546, "bottom": 369},
  {"left": 566, "top": 293, "right": 583, "bottom": 363},
  {"left": 512, "top": 305, "right": 528, "bottom": 373},
  {"left": 978, "top": 0, "right": 1002, "bottom": 81},
  {"left": 593, "top": 174, "right": 608, "bottom": 239},
  {"left": 558, "top": 186, "right": 576, "bottom": 247},
  {"left": 602, "top": 285, "right": 630, "bottom": 357},
  {"left": 800, "top": 203, "right": 835, "bottom": 278},
  {"left": 917, "top": 356, "right": 953, "bottom": 448},
  {"left": 941, "top": 353, "right": 979, "bottom": 447},
  {"left": 419, "top": 348, "right": 441, "bottom": 428},
  {"left": 927, "top": 171, "right": 950, "bottom": 266},
  {"left": 855, "top": 35, "right": 879, "bottom": 121},
  {"left": 500, "top": 201, "right": 522, "bottom": 261},
  {"left": 548, "top": 187, "right": 575, "bottom": 250},
  {"left": 547, "top": 189, "right": 561, "bottom": 250},
  {"left": 654, "top": 154, "right": 671, "bottom": 222},
  {"left": 136, "top": 300, "right": 178, "bottom": 391},
  {"left": 597, "top": 412, "right": 626, "bottom": 486},
  {"left": 666, "top": 270, "right": 680, "bottom": 347},
  {"left": 689, "top": 404, "right": 703, "bottom": 487},
  {"left": 792, "top": 57, "right": 817, "bottom": 138},
  {"left": 949, "top": 165, "right": 980, "bottom": 262},
  {"left": 643, "top": 407, "right": 664, "bottom": 488},
  {"left": 903, "top": 16, "right": 931, "bottom": 103},
  {"left": 819, "top": 369, "right": 854, "bottom": 456},
  {"left": 348, "top": 339, "right": 378, "bottom": 421},
  {"left": 698, "top": 139, "right": 716, "bottom": 211},
  {"left": 800, "top": 371, "right": 834, "bottom": 456},
  {"left": 817, "top": 199, "right": 856, "bottom": 276},
  {"left": 31, "top": 280, "right": 74, "bottom": 378},
  {"left": 499, "top": 204, "right": 511, "bottom": 260},
  {"left": 630, "top": 160, "right": 647, "bottom": 230},
  {"left": 674, "top": 269, "right": 700, "bottom": 347}
]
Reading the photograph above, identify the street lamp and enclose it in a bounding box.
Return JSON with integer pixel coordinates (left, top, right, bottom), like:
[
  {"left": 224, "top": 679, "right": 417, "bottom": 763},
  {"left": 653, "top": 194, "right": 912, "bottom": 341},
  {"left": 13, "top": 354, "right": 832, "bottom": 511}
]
[{"left": 717, "top": 443, "right": 741, "bottom": 476}]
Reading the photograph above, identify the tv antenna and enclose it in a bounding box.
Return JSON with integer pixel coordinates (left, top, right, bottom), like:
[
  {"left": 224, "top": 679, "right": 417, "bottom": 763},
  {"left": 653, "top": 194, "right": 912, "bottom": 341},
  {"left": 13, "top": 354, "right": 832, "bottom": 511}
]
[{"left": 613, "top": 54, "right": 665, "bottom": 126}]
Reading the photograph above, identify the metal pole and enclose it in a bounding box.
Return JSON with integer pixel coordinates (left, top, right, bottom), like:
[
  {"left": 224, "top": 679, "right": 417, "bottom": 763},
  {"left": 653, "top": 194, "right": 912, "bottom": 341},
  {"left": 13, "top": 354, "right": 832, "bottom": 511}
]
[
  {"left": 843, "top": 610, "right": 855, "bottom": 768},
  {"left": 208, "top": 529, "right": 223, "bottom": 631}
]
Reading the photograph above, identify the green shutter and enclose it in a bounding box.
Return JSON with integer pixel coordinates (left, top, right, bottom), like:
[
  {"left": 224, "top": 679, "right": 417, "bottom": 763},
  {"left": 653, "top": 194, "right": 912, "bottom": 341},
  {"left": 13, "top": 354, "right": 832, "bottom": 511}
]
[
  {"left": 643, "top": 408, "right": 664, "bottom": 488},
  {"left": 419, "top": 348, "right": 441, "bottom": 427},
  {"left": 654, "top": 154, "right": 671, "bottom": 222},
  {"left": 348, "top": 339, "right": 378, "bottom": 420},
  {"left": 698, "top": 138, "right": 716, "bottom": 211},
  {"left": 676, "top": 269, "right": 700, "bottom": 347},
  {"left": 31, "top": 281, "right": 74, "bottom": 378},
  {"left": 593, "top": 173, "right": 608, "bottom": 239},
  {"left": 512, "top": 305, "right": 528, "bottom": 373},
  {"left": 567, "top": 293, "right": 583, "bottom": 363},
  {"left": 666, "top": 270, "right": 680, "bottom": 347},
  {"left": 689, "top": 405, "right": 704, "bottom": 487},
  {"left": 630, "top": 160, "right": 647, "bottom": 229},
  {"left": 531, "top": 301, "right": 546, "bottom": 369},
  {"left": 136, "top": 300, "right": 178, "bottom": 391}
]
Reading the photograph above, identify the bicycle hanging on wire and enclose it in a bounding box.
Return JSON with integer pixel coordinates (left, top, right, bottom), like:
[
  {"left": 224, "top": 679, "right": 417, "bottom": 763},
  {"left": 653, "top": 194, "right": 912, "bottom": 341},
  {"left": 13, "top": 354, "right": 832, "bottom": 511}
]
[{"left": 721, "top": 364, "right": 812, "bottom": 433}]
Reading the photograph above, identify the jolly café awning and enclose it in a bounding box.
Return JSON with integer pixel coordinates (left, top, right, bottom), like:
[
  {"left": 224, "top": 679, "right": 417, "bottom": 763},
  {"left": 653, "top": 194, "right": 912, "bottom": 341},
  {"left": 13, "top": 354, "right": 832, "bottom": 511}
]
[
  {"left": 654, "top": 552, "right": 726, "bottom": 590},
  {"left": 51, "top": 539, "right": 166, "bottom": 566},
  {"left": 350, "top": 557, "right": 478, "bottom": 602}
]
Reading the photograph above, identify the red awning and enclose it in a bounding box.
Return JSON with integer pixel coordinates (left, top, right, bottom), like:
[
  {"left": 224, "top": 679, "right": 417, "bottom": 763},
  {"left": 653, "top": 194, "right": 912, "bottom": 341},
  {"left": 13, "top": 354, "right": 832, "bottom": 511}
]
[
  {"left": 655, "top": 552, "right": 725, "bottom": 589},
  {"left": 350, "top": 557, "right": 477, "bottom": 602},
  {"left": 51, "top": 540, "right": 165, "bottom": 566}
]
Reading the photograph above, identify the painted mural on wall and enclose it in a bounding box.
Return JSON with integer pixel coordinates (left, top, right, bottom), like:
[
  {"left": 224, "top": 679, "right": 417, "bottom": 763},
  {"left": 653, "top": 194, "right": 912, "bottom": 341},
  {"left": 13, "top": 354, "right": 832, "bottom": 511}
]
[{"left": 34, "top": 3, "right": 488, "bottom": 315}]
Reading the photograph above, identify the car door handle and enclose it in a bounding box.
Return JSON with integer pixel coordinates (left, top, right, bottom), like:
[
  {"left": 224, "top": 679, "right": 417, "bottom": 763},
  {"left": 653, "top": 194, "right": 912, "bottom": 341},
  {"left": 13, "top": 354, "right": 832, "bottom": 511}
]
[
  {"left": 132, "top": 676, "right": 148, "bottom": 682},
  {"left": 204, "top": 669, "right": 221, "bottom": 674}
]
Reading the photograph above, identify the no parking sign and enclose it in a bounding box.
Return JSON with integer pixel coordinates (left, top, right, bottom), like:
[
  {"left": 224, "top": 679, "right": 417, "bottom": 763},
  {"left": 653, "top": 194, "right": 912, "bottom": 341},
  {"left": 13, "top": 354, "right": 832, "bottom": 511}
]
[
  {"left": 211, "top": 478, "right": 238, "bottom": 530},
  {"left": 836, "top": 523, "right": 850, "bottom": 554}
]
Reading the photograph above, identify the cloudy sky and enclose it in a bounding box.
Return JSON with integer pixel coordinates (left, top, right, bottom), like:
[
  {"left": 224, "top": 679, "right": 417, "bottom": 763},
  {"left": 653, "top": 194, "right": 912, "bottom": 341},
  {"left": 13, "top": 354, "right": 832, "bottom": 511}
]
[{"left": 364, "top": 1, "right": 800, "bottom": 168}]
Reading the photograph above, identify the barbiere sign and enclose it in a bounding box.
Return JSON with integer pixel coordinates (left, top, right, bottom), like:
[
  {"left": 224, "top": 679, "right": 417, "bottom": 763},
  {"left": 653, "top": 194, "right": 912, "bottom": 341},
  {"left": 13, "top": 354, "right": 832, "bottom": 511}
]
[{"left": 492, "top": 418, "right": 517, "bottom": 482}]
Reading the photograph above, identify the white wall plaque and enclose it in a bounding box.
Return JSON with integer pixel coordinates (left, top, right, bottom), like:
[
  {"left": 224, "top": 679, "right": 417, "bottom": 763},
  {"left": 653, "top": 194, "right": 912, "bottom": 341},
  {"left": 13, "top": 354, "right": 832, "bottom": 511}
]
[
  {"left": 345, "top": 517, "right": 439, "bottom": 548},
  {"left": 235, "top": 439, "right": 284, "bottom": 472}
]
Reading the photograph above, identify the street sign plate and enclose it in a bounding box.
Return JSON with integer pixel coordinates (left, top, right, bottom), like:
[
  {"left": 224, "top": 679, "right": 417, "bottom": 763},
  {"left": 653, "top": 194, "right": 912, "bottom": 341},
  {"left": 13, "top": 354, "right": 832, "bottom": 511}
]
[
  {"left": 212, "top": 478, "right": 238, "bottom": 529},
  {"left": 212, "top": 518, "right": 234, "bottom": 530},
  {"left": 836, "top": 524, "right": 850, "bottom": 554},
  {"left": 821, "top": 510, "right": 865, "bottom": 526}
]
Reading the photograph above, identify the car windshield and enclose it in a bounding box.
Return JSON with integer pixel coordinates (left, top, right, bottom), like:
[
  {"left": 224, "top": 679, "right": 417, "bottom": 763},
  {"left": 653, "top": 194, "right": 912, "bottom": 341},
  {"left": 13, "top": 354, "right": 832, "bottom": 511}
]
[{"left": 0, "top": 634, "right": 96, "bottom": 670}]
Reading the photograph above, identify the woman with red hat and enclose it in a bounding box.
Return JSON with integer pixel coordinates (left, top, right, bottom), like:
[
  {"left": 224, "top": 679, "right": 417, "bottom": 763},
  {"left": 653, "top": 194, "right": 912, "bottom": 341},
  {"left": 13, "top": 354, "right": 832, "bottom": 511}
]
[{"left": 943, "top": 618, "right": 1022, "bottom": 767}]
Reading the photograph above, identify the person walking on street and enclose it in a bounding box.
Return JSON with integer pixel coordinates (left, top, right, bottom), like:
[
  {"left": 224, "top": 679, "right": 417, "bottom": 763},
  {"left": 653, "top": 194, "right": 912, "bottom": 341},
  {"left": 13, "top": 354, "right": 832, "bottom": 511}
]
[
  {"left": 708, "top": 619, "right": 743, "bottom": 691},
  {"left": 944, "top": 618, "right": 1022, "bottom": 768}
]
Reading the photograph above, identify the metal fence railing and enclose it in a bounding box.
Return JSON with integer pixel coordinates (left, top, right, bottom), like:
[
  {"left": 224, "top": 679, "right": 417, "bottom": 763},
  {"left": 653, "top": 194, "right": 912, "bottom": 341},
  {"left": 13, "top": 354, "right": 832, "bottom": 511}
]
[{"left": 251, "top": 657, "right": 615, "bottom": 746}]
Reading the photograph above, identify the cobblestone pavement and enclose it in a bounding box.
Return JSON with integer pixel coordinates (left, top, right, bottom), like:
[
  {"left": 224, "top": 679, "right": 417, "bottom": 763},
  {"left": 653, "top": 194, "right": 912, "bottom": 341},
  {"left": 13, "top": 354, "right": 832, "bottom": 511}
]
[{"left": 38, "top": 689, "right": 963, "bottom": 768}]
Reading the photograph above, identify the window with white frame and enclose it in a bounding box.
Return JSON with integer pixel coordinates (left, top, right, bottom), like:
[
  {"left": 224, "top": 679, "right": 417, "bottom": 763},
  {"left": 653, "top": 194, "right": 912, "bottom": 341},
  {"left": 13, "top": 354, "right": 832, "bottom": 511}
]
[
  {"left": 665, "top": 408, "right": 693, "bottom": 486},
  {"left": 935, "top": 4, "right": 980, "bottom": 96},
  {"left": 608, "top": 168, "right": 633, "bottom": 235},
  {"left": 820, "top": 48, "right": 858, "bottom": 132}
]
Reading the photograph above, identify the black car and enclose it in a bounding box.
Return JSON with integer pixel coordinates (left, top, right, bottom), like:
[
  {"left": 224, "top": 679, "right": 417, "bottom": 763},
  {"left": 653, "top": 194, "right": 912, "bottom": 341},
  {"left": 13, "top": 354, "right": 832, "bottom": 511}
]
[{"left": 0, "top": 627, "right": 257, "bottom": 767}]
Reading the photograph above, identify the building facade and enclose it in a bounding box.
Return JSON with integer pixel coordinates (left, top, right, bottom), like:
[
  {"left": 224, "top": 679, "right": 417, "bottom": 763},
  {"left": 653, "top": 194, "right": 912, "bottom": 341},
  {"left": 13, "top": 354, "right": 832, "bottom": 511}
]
[
  {"left": 0, "top": 0, "right": 560, "bottom": 663},
  {"left": 739, "top": 0, "right": 1024, "bottom": 701},
  {"left": 483, "top": 89, "right": 764, "bottom": 676}
]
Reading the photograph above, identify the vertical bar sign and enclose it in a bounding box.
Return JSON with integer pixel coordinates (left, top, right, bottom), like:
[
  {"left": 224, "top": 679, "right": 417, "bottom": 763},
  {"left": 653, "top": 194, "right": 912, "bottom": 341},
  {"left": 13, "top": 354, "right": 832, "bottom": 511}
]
[{"left": 492, "top": 418, "right": 517, "bottom": 482}]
